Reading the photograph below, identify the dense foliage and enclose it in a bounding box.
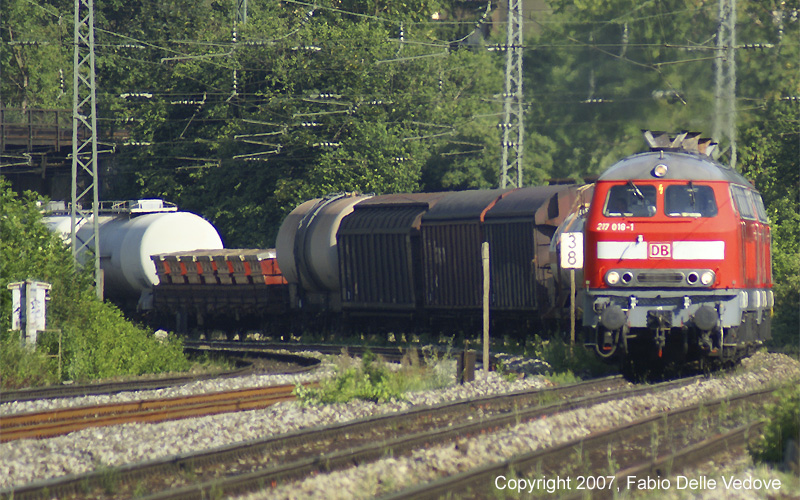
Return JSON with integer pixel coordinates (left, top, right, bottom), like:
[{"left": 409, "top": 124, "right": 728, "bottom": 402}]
[
  {"left": 0, "top": 178, "right": 190, "bottom": 388},
  {"left": 750, "top": 384, "right": 800, "bottom": 466},
  {"left": 2, "top": 0, "right": 798, "bottom": 345}
]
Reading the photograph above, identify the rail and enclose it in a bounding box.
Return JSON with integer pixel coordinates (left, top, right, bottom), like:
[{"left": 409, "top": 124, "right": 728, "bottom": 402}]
[{"left": 0, "top": 383, "right": 304, "bottom": 442}]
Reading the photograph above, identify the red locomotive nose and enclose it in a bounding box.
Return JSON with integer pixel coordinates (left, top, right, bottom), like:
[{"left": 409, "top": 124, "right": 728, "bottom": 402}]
[{"left": 581, "top": 132, "right": 771, "bottom": 375}]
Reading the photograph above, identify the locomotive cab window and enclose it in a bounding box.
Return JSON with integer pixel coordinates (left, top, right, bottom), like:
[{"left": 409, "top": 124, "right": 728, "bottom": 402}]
[
  {"left": 731, "top": 185, "right": 756, "bottom": 220},
  {"left": 752, "top": 192, "right": 769, "bottom": 223},
  {"left": 603, "top": 183, "right": 657, "bottom": 217},
  {"left": 665, "top": 183, "right": 717, "bottom": 217}
]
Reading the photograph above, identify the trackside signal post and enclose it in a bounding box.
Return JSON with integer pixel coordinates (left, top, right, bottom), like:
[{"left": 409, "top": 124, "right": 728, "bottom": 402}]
[
  {"left": 7, "top": 280, "right": 51, "bottom": 348},
  {"left": 560, "top": 232, "right": 584, "bottom": 345},
  {"left": 482, "top": 241, "right": 490, "bottom": 372}
]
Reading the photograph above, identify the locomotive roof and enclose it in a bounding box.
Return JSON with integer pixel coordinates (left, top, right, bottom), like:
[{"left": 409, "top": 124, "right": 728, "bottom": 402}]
[{"left": 599, "top": 151, "right": 754, "bottom": 188}]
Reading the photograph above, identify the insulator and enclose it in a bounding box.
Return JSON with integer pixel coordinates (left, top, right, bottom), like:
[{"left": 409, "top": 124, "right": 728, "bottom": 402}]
[{"left": 740, "top": 43, "right": 774, "bottom": 50}]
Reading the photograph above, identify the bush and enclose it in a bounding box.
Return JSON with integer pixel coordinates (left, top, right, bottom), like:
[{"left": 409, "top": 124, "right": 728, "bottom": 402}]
[
  {"left": 750, "top": 384, "right": 800, "bottom": 466},
  {"left": 61, "top": 298, "right": 189, "bottom": 381},
  {"left": 0, "top": 333, "right": 59, "bottom": 387},
  {"left": 0, "top": 179, "right": 190, "bottom": 388}
]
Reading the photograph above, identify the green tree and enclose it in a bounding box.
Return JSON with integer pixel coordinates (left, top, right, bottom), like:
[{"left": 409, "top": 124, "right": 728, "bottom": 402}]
[
  {"left": 0, "top": 178, "right": 189, "bottom": 387},
  {"left": 96, "top": 1, "right": 504, "bottom": 246},
  {"left": 738, "top": 99, "right": 800, "bottom": 347},
  {"left": 0, "top": 0, "right": 72, "bottom": 109},
  {"left": 526, "top": 0, "right": 799, "bottom": 175}
]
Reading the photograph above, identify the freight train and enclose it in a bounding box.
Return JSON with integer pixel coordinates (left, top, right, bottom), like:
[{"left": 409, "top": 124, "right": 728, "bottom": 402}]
[
  {"left": 43, "top": 131, "right": 772, "bottom": 371},
  {"left": 147, "top": 183, "right": 593, "bottom": 336}
]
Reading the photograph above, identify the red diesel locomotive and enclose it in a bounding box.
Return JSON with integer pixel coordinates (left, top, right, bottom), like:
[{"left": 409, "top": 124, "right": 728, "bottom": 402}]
[{"left": 583, "top": 132, "right": 772, "bottom": 370}]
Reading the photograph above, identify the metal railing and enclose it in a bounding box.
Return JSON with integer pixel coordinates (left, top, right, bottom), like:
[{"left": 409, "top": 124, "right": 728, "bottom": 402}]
[{"left": 0, "top": 108, "right": 83, "bottom": 152}]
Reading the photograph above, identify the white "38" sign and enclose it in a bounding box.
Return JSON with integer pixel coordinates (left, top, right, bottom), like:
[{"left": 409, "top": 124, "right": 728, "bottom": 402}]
[{"left": 560, "top": 233, "right": 584, "bottom": 269}]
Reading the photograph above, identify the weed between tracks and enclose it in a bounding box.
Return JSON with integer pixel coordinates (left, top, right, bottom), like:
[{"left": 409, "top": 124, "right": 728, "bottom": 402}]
[{"left": 294, "top": 348, "right": 453, "bottom": 404}]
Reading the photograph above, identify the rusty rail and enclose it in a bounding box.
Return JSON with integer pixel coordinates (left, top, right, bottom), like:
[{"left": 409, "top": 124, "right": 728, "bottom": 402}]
[{"left": 0, "top": 383, "right": 304, "bottom": 442}]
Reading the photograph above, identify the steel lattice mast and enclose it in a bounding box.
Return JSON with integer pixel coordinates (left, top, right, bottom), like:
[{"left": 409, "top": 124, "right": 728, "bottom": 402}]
[
  {"left": 235, "top": 0, "right": 248, "bottom": 24},
  {"left": 500, "top": 0, "right": 524, "bottom": 188},
  {"left": 713, "top": 0, "right": 737, "bottom": 169},
  {"left": 71, "top": 0, "right": 102, "bottom": 299}
]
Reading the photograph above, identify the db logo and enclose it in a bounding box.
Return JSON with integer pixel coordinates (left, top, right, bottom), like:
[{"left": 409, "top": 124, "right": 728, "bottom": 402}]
[{"left": 648, "top": 242, "right": 672, "bottom": 259}]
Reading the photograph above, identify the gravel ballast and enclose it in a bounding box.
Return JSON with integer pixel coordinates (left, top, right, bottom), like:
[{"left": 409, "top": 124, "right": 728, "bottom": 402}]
[
  {"left": 1, "top": 351, "right": 797, "bottom": 498},
  {"left": 233, "top": 352, "right": 800, "bottom": 500}
]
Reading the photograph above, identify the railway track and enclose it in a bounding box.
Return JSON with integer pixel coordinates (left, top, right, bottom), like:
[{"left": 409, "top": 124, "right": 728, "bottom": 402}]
[
  {"left": 0, "top": 384, "right": 304, "bottom": 443},
  {"left": 0, "top": 365, "right": 255, "bottom": 404},
  {"left": 2, "top": 375, "right": 723, "bottom": 500},
  {"left": 386, "top": 387, "right": 776, "bottom": 499},
  {"left": 1, "top": 347, "right": 319, "bottom": 404},
  {"left": 182, "top": 340, "right": 434, "bottom": 364}
]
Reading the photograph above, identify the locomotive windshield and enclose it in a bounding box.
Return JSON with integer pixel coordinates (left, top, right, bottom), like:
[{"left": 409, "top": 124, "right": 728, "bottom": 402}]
[
  {"left": 603, "top": 184, "right": 657, "bottom": 217},
  {"left": 665, "top": 183, "right": 717, "bottom": 217}
]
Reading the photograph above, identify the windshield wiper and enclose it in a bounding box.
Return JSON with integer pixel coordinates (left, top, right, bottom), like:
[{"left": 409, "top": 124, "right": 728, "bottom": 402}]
[
  {"left": 688, "top": 181, "right": 696, "bottom": 208},
  {"left": 628, "top": 180, "right": 645, "bottom": 200}
]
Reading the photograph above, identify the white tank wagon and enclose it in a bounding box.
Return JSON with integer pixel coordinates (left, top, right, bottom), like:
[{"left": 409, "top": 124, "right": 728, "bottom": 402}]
[{"left": 43, "top": 200, "right": 223, "bottom": 308}]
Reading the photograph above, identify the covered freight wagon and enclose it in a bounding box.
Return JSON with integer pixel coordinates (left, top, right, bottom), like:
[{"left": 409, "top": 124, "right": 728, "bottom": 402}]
[{"left": 337, "top": 193, "right": 449, "bottom": 312}]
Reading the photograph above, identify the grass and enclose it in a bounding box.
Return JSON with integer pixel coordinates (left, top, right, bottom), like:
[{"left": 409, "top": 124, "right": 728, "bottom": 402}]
[{"left": 294, "top": 348, "right": 453, "bottom": 405}]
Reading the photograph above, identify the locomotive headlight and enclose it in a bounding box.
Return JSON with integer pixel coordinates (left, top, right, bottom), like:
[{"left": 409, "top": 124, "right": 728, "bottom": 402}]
[
  {"left": 606, "top": 271, "right": 620, "bottom": 286},
  {"left": 700, "top": 271, "right": 715, "bottom": 286},
  {"left": 652, "top": 164, "right": 669, "bottom": 177}
]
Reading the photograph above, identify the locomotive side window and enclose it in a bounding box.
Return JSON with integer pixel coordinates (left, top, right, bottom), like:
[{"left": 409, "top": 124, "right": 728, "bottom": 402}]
[
  {"left": 603, "top": 183, "right": 657, "bottom": 217},
  {"left": 752, "top": 192, "right": 769, "bottom": 223},
  {"left": 731, "top": 185, "right": 756, "bottom": 220},
  {"left": 665, "top": 184, "right": 717, "bottom": 217}
]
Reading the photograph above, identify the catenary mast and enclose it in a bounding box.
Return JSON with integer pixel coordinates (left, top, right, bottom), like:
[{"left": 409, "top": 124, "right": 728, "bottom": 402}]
[
  {"left": 499, "top": 0, "right": 524, "bottom": 188},
  {"left": 71, "top": 0, "right": 102, "bottom": 299}
]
